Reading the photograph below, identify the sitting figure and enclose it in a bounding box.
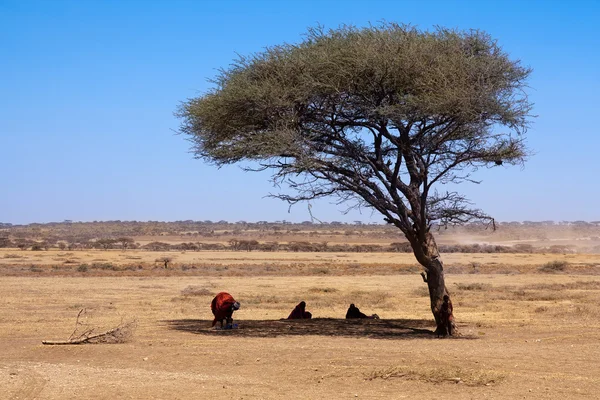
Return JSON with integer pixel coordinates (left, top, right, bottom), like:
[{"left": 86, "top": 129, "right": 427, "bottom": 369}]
[
  {"left": 287, "top": 301, "right": 312, "bottom": 319},
  {"left": 211, "top": 292, "right": 240, "bottom": 328},
  {"left": 439, "top": 294, "right": 454, "bottom": 337},
  {"left": 345, "top": 303, "right": 379, "bottom": 319}
]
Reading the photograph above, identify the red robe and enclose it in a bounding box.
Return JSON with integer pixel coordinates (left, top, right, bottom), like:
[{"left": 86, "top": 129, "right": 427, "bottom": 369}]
[
  {"left": 211, "top": 292, "right": 237, "bottom": 327},
  {"left": 287, "top": 301, "right": 312, "bottom": 319}
]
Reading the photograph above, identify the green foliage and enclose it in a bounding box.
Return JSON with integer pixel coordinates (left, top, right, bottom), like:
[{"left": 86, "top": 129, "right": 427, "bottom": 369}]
[
  {"left": 177, "top": 23, "right": 533, "bottom": 244},
  {"left": 179, "top": 23, "right": 531, "bottom": 163}
]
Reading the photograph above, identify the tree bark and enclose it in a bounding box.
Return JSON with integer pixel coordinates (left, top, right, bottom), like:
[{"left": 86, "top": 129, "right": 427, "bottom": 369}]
[{"left": 421, "top": 233, "right": 456, "bottom": 336}]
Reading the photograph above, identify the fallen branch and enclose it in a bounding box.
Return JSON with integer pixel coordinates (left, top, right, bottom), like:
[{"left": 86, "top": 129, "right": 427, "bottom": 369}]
[{"left": 43, "top": 309, "right": 136, "bottom": 345}]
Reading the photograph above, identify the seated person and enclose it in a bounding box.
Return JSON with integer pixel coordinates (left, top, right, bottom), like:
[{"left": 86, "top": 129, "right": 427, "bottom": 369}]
[
  {"left": 345, "top": 303, "right": 379, "bottom": 319},
  {"left": 211, "top": 292, "right": 241, "bottom": 328},
  {"left": 439, "top": 294, "right": 454, "bottom": 337},
  {"left": 287, "top": 301, "right": 312, "bottom": 319}
]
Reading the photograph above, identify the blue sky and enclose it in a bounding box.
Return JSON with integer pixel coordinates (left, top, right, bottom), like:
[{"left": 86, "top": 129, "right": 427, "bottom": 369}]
[{"left": 1, "top": 0, "right": 598, "bottom": 224}]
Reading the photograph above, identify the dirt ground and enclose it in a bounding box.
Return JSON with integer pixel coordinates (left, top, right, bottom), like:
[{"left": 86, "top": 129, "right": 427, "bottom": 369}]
[
  {"left": 2, "top": 270, "right": 600, "bottom": 399},
  {"left": 2, "top": 249, "right": 599, "bottom": 277}
]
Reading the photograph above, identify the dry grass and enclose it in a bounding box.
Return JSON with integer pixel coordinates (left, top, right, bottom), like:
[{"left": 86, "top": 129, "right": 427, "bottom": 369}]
[
  {"left": 3, "top": 253, "right": 24, "bottom": 259},
  {"left": 529, "top": 280, "right": 600, "bottom": 290},
  {"left": 180, "top": 285, "right": 213, "bottom": 297},
  {"left": 308, "top": 287, "right": 339, "bottom": 293},
  {"left": 454, "top": 282, "right": 493, "bottom": 291},
  {"left": 2, "top": 226, "right": 599, "bottom": 397},
  {"left": 365, "top": 365, "right": 506, "bottom": 386},
  {"left": 1, "top": 273, "right": 600, "bottom": 399},
  {"left": 1, "top": 249, "right": 599, "bottom": 277}
]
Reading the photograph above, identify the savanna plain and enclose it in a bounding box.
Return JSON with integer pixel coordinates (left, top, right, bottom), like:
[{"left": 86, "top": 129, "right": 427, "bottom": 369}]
[{"left": 1, "top": 222, "right": 599, "bottom": 399}]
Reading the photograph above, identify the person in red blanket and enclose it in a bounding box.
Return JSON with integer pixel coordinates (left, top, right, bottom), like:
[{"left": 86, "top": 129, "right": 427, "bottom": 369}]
[
  {"left": 211, "top": 292, "right": 240, "bottom": 328},
  {"left": 287, "top": 301, "right": 312, "bottom": 319}
]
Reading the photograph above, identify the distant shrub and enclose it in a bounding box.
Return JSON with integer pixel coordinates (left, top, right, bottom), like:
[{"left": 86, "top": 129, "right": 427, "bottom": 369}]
[
  {"left": 172, "top": 242, "right": 199, "bottom": 251},
  {"left": 259, "top": 241, "right": 280, "bottom": 251},
  {"left": 155, "top": 256, "right": 173, "bottom": 268},
  {"left": 90, "top": 262, "right": 118, "bottom": 270},
  {"left": 351, "top": 244, "right": 382, "bottom": 252},
  {"left": 308, "top": 287, "right": 339, "bottom": 293},
  {"left": 181, "top": 285, "right": 212, "bottom": 296},
  {"left": 513, "top": 243, "right": 534, "bottom": 253},
  {"left": 455, "top": 282, "right": 492, "bottom": 291},
  {"left": 142, "top": 242, "right": 172, "bottom": 251},
  {"left": 77, "top": 264, "right": 89, "bottom": 272},
  {"left": 545, "top": 245, "right": 576, "bottom": 254},
  {"left": 390, "top": 242, "right": 412, "bottom": 252},
  {"left": 202, "top": 243, "right": 226, "bottom": 250},
  {"left": 287, "top": 241, "right": 319, "bottom": 252},
  {"left": 3, "top": 253, "right": 23, "bottom": 259},
  {"left": 439, "top": 243, "right": 512, "bottom": 253},
  {"left": 0, "top": 237, "right": 12, "bottom": 248},
  {"left": 539, "top": 260, "right": 568, "bottom": 273}
]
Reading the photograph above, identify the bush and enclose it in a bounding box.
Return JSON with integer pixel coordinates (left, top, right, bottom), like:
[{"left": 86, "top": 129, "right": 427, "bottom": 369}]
[
  {"left": 539, "top": 260, "right": 568, "bottom": 273},
  {"left": 308, "top": 287, "right": 339, "bottom": 293},
  {"left": 3, "top": 253, "right": 23, "bottom": 259},
  {"left": 0, "top": 237, "right": 12, "bottom": 248},
  {"left": 142, "top": 242, "right": 172, "bottom": 251},
  {"left": 181, "top": 285, "right": 212, "bottom": 296},
  {"left": 90, "top": 262, "right": 118, "bottom": 270},
  {"left": 513, "top": 243, "right": 534, "bottom": 253},
  {"left": 390, "top": 242, "right": 412, "bottom": 252},
  {"left": 455, "top": 282, "right": 492, "bottom": 291}
]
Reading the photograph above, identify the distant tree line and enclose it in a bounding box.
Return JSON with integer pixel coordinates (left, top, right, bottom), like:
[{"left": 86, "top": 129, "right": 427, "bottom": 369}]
[
  {"left": 1, "top": 221, "right": 600, "bottom": 254},
  {"left": 3, "top": 237, "right": 588, "bottom": 254},
  {"left": 3, "top": 220, "right": 600, "bottom": 244}
]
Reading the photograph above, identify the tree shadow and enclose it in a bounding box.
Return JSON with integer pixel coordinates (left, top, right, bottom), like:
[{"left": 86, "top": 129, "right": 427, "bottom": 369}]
[{"left": 163, "top": 318, "right": 475, "bottom": 340}]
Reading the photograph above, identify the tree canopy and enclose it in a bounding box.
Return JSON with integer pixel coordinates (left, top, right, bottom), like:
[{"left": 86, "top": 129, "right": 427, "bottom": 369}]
[
  {"left": 178, "top": 24, "right": 531, "bottom": 235},
  {"left": 177, "top": 23, "right": 533, "bottom": 332}
]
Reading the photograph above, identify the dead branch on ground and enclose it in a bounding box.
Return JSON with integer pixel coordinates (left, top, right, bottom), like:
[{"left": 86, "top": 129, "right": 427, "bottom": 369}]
[{"left": 42, "top": 308, "right": 136, "bottom": 345}]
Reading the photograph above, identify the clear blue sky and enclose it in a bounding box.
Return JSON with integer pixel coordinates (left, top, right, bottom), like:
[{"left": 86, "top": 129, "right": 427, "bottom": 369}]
[{"left": 1, "top": 0, "right": 598, "bottom": 224}]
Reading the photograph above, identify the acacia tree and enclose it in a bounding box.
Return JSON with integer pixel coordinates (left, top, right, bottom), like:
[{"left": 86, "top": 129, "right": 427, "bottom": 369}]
[{"left": 177, "top": 24, "right": 533, "bottom": 334}]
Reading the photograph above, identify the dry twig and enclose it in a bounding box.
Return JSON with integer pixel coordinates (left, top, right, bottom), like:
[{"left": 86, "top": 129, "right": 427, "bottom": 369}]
[{"left": 42, "top": 309, "right": 136, "bottom": 345}]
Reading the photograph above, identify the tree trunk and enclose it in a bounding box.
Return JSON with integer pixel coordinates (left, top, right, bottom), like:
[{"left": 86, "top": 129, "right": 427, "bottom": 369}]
[{"left": 420, "top": 234, "right": 456, "bottom": 336}]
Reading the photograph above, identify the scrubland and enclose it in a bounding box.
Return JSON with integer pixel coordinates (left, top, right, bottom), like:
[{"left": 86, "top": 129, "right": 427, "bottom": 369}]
[{"left": 1, "top": 223, "right": 599, "bottom": 399}]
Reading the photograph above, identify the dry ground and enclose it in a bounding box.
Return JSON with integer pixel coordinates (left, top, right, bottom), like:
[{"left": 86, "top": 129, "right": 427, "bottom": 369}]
[
  {"left": 2, "top": 265, "right": 600, "bottom": 399},
  {"left": 1, "top": 249, "right": 599, "bottom": 276}
]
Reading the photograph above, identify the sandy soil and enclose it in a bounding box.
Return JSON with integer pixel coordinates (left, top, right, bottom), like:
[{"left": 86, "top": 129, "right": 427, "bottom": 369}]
[{"left": 1, "top": 272, "right": 600, "bottom": 399}]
